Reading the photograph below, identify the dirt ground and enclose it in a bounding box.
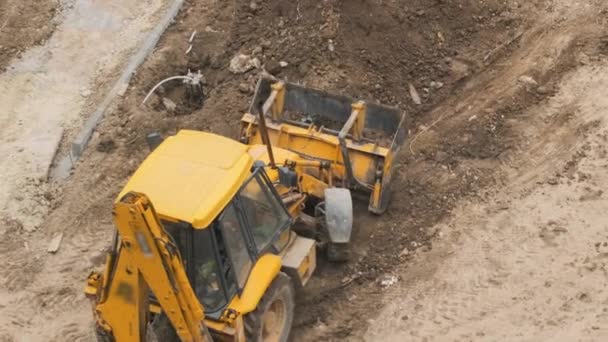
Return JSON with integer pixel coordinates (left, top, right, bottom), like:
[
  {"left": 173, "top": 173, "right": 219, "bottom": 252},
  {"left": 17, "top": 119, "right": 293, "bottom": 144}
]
[
  {"left": 0, "top": 0, "right": 57, "bottom": 71},
  {"left": 2, "top": 0, "right": 608, "bottom": 341},
  {"left": 0, "top": 0, "right": 170, "bottom": 340}
]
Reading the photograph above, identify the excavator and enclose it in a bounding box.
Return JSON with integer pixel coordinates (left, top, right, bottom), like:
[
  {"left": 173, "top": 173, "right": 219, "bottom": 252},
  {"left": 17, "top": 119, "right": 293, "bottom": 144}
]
[{"left": 85, "top": 78, "right": 406, "bottom": 341}]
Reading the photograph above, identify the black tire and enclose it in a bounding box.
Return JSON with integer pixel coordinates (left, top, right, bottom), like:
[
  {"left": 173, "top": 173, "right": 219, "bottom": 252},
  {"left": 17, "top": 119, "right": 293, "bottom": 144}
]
[
  {"left": 149, "top": 313, "right": 179, "bottom": 342},
  {"left": 326, "top": 242, "right": 349, "bottom": 263},
  {"left": 244, "top": 272, "right": 295, "bottom": 342}
]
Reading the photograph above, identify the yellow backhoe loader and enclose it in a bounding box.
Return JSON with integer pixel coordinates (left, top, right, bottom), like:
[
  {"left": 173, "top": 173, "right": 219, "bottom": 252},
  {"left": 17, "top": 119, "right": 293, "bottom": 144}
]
[{"left": 85, "top": 78, "right": 406, "bottom": 341}]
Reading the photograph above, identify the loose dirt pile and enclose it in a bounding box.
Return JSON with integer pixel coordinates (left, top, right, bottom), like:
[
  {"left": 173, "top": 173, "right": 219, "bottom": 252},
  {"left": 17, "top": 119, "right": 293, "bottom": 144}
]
[{"left": 2, "top": 0, "right": 608, "bottom": 341}]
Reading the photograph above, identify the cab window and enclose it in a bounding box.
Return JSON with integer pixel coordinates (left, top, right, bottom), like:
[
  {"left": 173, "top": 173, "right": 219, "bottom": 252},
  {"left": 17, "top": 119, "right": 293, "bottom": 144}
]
[
  {"left": 240, "top": 172, "right": 290, "bottom": 253},
  {"left": 191, "top": 228, "right": 226, "bottom": 313},
  {"left": 218, "top": 203, "right": 253, "bottom": 289}
]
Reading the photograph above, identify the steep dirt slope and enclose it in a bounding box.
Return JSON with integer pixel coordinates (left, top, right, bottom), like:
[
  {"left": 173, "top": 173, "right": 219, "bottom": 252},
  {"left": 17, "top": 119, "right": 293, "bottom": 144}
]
[
  {"left": 366, "top": 1, "right": 608, "bottom": 341},
  {"left": 368, "top": 63, "right": 608, "bottom": 340}
]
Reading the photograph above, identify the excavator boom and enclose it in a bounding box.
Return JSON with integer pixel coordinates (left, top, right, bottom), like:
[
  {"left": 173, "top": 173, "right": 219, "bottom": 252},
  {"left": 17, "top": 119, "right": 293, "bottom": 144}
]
[{"left": 86, "top": 192, "right": 209, "bottom": 342}]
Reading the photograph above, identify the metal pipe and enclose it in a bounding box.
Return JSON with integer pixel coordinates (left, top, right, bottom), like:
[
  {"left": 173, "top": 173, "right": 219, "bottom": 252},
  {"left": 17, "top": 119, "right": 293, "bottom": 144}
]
[
  {"left": 141, "top": 75, "right": 195, "bottom": 105},
  {"left": 257, "top": 102, "right": 276, "bottom": 169}
]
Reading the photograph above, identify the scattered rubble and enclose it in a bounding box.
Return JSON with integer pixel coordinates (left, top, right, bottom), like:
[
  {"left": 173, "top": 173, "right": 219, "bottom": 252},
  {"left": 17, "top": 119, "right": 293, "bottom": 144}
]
[
  {"left": 228, "top": 53, "right": 260, "bottom": 74},
  {"left": 409, "top": 83, "right": 422, "bottom": 105},
  {"left": 379, "top": 274, "right": 398, "bottom": 287},
  {"left": 47, "top": 233, "right": 63, "bottom": 253},
  {"left": 162, "top": 97, "right": 177, "bottom": 112}
]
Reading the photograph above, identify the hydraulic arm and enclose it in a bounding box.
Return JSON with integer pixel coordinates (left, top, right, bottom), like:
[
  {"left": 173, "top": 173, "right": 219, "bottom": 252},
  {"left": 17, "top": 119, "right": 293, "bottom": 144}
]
[{"left": 85, "top": 192, "right": 210, "bottom": 342}]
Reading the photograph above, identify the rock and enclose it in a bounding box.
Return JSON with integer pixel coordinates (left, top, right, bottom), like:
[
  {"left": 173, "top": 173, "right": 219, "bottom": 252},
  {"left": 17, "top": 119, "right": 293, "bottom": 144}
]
[
  {"left": 261, "top": 39, "right": 272, "bottom": 49},
  {"left": 162, "top": 97, "right": 177, "bottom": 112},
  {"left": 252, "top": 46, "right": 263, "bottom": 56},
  {"left": 279, "top": 61, "right": 288, "bottom": 68},
  {"left": 435, "top": 151, "right": 449, "bottom": 162},
  {"left": 468, "top": 115, "right": 477, "bottom": 121},
  {"left": 399, "top": 247, "right": 410, "bottom": 257},
  {"left": 297, "top": 63, "right": 309, "bottom": 76},
  {"left": 96, "top": 137, "right": 116, "bottom": 153},
  {"left": 210, "top": 55, "right": 222, "bottom": 69},
  {"left": 249, "top": 1, "right": 259, "bottom": 12},
  {"left": 238, "top": 82, "right": 250, "bottom": 94},
  {"left": 580, "top": 188, "right": 603, "bottom": 201},
  {"left": 536, "top": 85, "right": 551, "bottom": 95},
  {"left": 80, "top": 89, "right": 92, "bottom": 97},
  {"left": 437, "top": 31, "right": 445, "bottom": 44},
  {"left": 552, "top": 226, "right": 568, "bottom": 233},
  {"left": 450, "top": 60, "right": 470, "bottom": 81},
  {"left": 518, "top": 75, "right": 538, "bottom": 88},
  {"left": 47, "top": 233, "right": 63, "bottom": 253},
  {"left": 228, "top": 53, "right": 261, "bottom": 74},
  {"left": 430, "top": 81, "right": 444, "bottom": 89},
  {"left": 379, "top": 274, "right": 398, "bottom": 287},
  {"left": 265, "top": 59, "right": 282, "bottom": 74},
  {"left": 426, "top": 226, "right": 438, "bottom": 237},
  {"left": 320, "top": 25, "right": 336, "bottom": 39},
  {"left": 328, "top": 39, "right": 335, "bottom": 52},
  {"left": 409, "top": 83, "right": 422, "bottom": 105}
]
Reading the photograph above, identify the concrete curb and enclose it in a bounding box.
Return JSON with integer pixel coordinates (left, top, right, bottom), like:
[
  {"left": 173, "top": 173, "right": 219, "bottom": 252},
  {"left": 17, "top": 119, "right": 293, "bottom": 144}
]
[{"left": 54, "top": 0, "right": 185, "bottom": 179}]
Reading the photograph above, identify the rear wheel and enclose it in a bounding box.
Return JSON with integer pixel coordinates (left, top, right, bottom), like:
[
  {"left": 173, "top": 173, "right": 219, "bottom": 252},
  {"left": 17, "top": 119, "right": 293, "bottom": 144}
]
[
  {"left": 326, "top": 242, "right": 349, "bottom": 262},
  {"left": 244, "top": 273, "right": 295, "bottom": 342}
]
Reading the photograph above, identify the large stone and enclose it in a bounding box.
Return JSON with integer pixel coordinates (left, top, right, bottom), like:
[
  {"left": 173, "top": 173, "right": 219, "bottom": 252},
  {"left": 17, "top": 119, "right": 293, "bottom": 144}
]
[{"left": 228, "top": 53, "right": 261, "bottom": 74}]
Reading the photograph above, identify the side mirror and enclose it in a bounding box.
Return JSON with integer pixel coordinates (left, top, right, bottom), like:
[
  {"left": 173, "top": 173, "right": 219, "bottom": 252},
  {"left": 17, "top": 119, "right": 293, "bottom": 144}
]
[
  {"left": 278, "top": 167, "right": 298, "bottom": 188},
  {"left": 146, "top": 132, "right": 163, "bottom": 152}
]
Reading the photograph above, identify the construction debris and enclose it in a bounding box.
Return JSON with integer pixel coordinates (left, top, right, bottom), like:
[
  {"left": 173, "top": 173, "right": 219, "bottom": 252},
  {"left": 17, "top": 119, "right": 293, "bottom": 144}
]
[
  {"left": 409, "top": 83, "right": 422, "bottom": 105},
  {"left": 47, "top": 233, "right": 63, "bottom": 253},
  {"left": 379, "top": 274, "right": 398, "bottom": 287},
  {"left": 228, "top": 53, "right": 261, "bottom": 74},
  {"left": 162, "top": 97, "right": 177, "bottom": 111}
]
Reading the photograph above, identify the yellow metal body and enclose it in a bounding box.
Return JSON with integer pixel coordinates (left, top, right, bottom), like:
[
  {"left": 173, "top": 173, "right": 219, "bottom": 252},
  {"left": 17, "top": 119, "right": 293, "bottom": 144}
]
[
  {"left": 242, "top": 78, "right": 406, "bottom": 214},
  {"left": 241, "top": 113, "right": 387, "bottom": 190},
  {"left": 119, "top": 131, "right": 253, "bottom": 229},
  {"left": 86, "top": 79, "right": 403, "bottom": 342},
  {"left": 86, "top": 192, "right": 208, "bottom": 342},
  {"left": 87, "top": 131, "right": 317, "bottom": 342}
]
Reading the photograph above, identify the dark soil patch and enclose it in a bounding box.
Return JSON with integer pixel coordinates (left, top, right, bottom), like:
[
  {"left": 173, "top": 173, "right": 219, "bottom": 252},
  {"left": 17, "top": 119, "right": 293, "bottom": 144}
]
[{"left": 0, "top": 0, "right": 57, "bottom": 71}]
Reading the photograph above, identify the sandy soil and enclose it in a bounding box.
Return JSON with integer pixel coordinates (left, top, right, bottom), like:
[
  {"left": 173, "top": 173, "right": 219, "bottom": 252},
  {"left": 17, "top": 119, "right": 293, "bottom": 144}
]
[
  {"left": 0, "top": 0, "right": 169, "bottom": 341},
  {"left": 367, "top": 61, "right": 608, "bottom": 341},
  {"left": 365, "top": 2, "right": 608, "bottom": 341},
  {"left": 2, "top": 0, "right": 608, "bottom": 341},
  {"left": 0, "top": 0, "right": 167, "bottom": 232},
  {"left": 0, "top": 0, "right": 57, "bottom": 71}
]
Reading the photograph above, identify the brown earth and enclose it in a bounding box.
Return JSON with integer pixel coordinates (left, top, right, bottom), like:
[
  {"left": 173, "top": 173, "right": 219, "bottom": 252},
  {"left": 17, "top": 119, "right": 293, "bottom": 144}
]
[
  {"left": 0, "top": 0, "right": 57, "bottom": 71},
  {"left": 2, "top": 0, "right": 608, "bottom": 341}
]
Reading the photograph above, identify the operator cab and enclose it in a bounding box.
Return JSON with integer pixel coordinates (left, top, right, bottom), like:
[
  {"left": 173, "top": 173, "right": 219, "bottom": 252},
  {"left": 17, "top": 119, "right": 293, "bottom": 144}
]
[
  {"left": 163, "top": 167, "right": 292, "bottom": 318},
  {"left": 118, "top": 129, "right": 316, "bottom": 327}
]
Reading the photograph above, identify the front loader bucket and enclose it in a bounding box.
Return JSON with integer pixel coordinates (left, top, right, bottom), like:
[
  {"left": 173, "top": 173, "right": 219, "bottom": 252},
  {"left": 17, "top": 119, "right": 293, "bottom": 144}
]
[{"left": 241, "top": 78, "right": 407, "bottom": 214}]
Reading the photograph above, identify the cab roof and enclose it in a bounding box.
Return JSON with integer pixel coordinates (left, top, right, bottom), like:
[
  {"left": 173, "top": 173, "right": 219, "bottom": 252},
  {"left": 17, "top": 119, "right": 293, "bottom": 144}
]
[{"left": 118, "top": 130, "right": 253, "bottom": 228}]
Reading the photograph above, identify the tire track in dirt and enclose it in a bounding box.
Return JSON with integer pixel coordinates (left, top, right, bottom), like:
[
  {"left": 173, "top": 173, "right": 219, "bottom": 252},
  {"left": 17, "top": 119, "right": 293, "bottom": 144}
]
[{"left": 366, "top": 2, "right": 608, "bottom": 340}]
